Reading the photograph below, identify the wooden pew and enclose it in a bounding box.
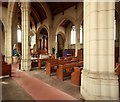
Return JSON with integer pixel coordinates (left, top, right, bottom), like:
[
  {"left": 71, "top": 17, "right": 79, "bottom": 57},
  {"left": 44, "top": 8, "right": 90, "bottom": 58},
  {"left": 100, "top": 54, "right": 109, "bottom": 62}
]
[
  {"left": 31, "top": 58, "right": 50, "bottom": 69},
  {"left": 56, "top": 61, "right": 83, "bottom": 81},
  {"left": 1, "top": 55, "right": 11, "bottom": 77},
  {"left": 2, "top": 62, "right": 11, "bottom": 77},
  {"left": 46, "top": 59, "right": 64, "bottom": 75},
  {"left": 38, "top": 58, "right": 50, "bottom": 68},
  {"left": 31, "top": 59, "right": 38, "bottom": 68},
  {"left": 71, "top": 67, "right": 83, "bottom": 86},
  {"left": 46, "top": 58, "right": 79, "bottom": 76}
]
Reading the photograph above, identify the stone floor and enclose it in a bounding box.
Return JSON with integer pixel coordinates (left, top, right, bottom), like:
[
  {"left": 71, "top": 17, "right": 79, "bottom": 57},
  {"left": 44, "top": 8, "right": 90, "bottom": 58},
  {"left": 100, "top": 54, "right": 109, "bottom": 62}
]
[
  {"left": 2, "top": 77, "right": 34, "bottom": 101},
  {"left": 2, "top": 67, "right": 84, "bottom": 101},
  {"left": 27, "top": 68, "right": 83, "bottom": 100}
]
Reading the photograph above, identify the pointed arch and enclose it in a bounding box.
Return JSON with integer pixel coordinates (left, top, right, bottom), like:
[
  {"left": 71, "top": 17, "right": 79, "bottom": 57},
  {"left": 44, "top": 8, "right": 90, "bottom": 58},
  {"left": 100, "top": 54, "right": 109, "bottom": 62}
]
[{"left": 54, "top": 15, "right": 76, "bottom": 34}]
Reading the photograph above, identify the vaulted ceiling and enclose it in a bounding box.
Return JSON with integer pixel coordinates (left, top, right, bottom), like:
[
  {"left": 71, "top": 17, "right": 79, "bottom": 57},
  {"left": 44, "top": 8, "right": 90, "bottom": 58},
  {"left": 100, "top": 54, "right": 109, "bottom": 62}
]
[{"left": 1, "top": 2, "right": 80, "bottom": 28}]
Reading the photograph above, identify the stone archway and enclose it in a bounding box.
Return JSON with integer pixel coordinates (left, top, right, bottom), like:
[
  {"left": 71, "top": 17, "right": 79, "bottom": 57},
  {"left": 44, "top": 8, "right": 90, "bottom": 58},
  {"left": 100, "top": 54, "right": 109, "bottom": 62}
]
[
  {"left": 56, "top": 32, "right": 65, "bottom": 57},
  {"left": 54, "top": 15, "right": 76, "bottom": 34},
  {"left": 37, "top": 27, "right": 48, "bottom": 54},
  {"left": 0, "top": 20, "right": 5, "bottom": 56},
  {"left": 6, "top": 2, "right": 18, "bottom": 63}
]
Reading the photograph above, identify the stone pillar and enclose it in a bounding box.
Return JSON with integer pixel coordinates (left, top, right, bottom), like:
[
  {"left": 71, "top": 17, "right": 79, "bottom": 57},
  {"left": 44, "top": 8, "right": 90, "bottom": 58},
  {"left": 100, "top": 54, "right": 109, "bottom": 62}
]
[
  {"left": 64, "top": 26, "right": 70, "bottom": 49},
  {"left": 0, "top": 27, "right": 5, "bottom": 55},
  {"left": 6, "top": 16, "right": 12, "bottom": 64},
  {"left": 0, "top": 23, "right": 2, "bottom": 55},
  {"left": 2, "top": 30, "right": 5, "bottom": 55},
  {"left": 44, "top": 36, "right": 47, "bottom": 49},
  {"left": 41, "top": 37, "right": 43, "bottom": 50},
  {"left": 48, "top": 25, "right": 55, "bottom": 54},
  {"left": 43, "top": 36, "right": 45, "bottom": 50},
  {"left": 21, "top": 2, "right": 31, "bottom": 71},
  {"left": 39, "top": 39, "right": 42, "bottom": 50},
  {"left": 75, "top": 24, "right": 80, "bottom": 57},
  {"left": 12, "top": 11, "right": 18, "bottom": 47},
  {"left": 81, "top": 2, "right": 118, "bottom": 100},
  {"left": 35, "top": 27, "right": 38, "bottom": 51}
]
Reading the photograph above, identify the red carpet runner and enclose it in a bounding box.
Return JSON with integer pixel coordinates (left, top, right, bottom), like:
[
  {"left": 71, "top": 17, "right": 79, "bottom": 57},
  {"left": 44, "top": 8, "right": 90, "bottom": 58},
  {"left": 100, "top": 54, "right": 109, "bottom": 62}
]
[{"left": 12, "top": 64, "right": 77, "bottom": 100}]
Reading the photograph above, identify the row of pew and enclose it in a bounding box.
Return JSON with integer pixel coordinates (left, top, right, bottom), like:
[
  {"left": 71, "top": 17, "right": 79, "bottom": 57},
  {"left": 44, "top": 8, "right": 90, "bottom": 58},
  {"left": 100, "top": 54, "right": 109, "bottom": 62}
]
[{"left": 32, "top": 56, "right": 83, "bottom": 86}]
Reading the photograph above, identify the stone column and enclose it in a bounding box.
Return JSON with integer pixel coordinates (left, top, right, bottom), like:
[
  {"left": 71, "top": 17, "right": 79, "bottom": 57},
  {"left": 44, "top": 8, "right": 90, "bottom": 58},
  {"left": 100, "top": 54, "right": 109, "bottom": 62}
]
[
  {"left": 75, "top": 24, "right": 80, "bottom": 57},
  {"left": 35, "top": 27, "right": 38, "bottom": 51},
  {"left": 41, "top": 37, "right": 43, "bottom": 50},
  {"left": 6, "top": 14, "right": 12, "bottom": 64},
  {"left": 0, "top": 28, "right": 5, "bottom": 55},
  {"left": 2, "top": 30, "right": 5, "bottom": 55},
  {"left": 64, "top": 26, "right": 70, "bottom": 49},
  {"left": 21, "top": 2, "right": 31, "bottom": 71},
  {"left": 44, "top": 36, "right": 47, "bottom": 49},
  {"left": 12, "top": 11, "right": 18, "bottom": 47},
  {"left": 39, "top": 39, "right": 42, "bottom": 50},
  {"left": 48, "top": 25, "right": 55, "bottom": 54},
  {"left": 43, "top": 36, "right": 45, "bottom": 50},
  {"left": 81, "top": 2, "right": 118, "bottom": 100}
]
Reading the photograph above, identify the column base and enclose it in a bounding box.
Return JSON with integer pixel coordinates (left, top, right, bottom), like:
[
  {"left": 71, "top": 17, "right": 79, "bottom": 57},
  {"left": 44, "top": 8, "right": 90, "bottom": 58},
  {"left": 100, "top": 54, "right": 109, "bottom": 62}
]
[
  {"left": 21, "top": 59, "right": 31, "bottom": 71},
  {"left": 81, "top": 69, "right": 119, "bottom": 100}
]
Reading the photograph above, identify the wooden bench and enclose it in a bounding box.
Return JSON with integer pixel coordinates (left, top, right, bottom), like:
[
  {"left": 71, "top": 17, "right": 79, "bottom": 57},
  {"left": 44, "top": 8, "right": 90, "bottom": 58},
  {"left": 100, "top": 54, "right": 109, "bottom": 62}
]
[
  {"left": 31, "top": 58, "right": 50, "bottom": 69},
  {"left": 46, "top": 59, "right": 64, "bottom": 76},
  {"left": 31, "top": 59, "right": 38, "bottom": 68},
  {"left": 71, "top": 67, "right": 83, "bottom": 86},
  {"left": 46, "top": 58, "right": 79, "bottom": 76},
  {"left": 38, "top": 58, "right": 50, "bottom": 68},
  {"left": 1, "top": 55, "right": 11, "bottom": 77},
  {"left": 56, "top": 61, "right": 83, "bottom": 81}
]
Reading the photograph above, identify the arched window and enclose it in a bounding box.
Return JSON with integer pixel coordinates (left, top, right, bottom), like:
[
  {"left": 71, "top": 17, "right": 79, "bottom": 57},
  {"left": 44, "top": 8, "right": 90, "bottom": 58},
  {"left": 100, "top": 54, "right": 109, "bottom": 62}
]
[
  {"left": 30, "top": 34, "right": 36, "bottom": 49},
  {"left": 80, "top": 24, "right": 83, "bottom": 44},
  {"left": 71, "top": 26, "right": 76, "bottom": 44},
  {"left": 17, "top": 25, "right": 21, "bottom": 43}
]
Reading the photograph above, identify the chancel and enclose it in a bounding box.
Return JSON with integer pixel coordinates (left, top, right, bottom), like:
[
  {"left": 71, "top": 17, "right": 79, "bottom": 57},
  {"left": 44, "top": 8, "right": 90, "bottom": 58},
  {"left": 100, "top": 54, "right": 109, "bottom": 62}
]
[{"left": 0, "top": 1, "right": 120, "bottom": 101}]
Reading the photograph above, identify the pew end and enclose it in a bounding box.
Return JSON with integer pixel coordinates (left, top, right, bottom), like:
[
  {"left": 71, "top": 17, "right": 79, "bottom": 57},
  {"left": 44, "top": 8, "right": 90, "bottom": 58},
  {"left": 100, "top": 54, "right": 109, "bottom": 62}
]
[{"left": 71, "top": 67, "right": 83, "bottom": 86}]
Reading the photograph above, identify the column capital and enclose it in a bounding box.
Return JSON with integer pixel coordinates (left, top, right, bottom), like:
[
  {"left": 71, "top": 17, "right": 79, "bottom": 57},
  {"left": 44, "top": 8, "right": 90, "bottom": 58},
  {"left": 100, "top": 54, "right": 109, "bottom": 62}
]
[{"left": 21, "top": 2, "right": 31, "bottom": 12}]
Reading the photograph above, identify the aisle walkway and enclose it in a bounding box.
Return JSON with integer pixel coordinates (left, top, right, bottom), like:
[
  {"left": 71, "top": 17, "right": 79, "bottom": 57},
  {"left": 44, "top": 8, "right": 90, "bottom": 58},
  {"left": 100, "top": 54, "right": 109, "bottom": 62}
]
[{"left": 12, "top": 64, "right": 77, "bottom": 100}]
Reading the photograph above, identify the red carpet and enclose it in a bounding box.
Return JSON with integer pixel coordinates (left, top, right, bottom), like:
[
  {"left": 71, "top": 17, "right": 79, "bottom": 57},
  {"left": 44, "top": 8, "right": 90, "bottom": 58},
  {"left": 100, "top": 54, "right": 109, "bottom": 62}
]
[{"left": 12, "top": 64, "right": 77, "bottom": 100}]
